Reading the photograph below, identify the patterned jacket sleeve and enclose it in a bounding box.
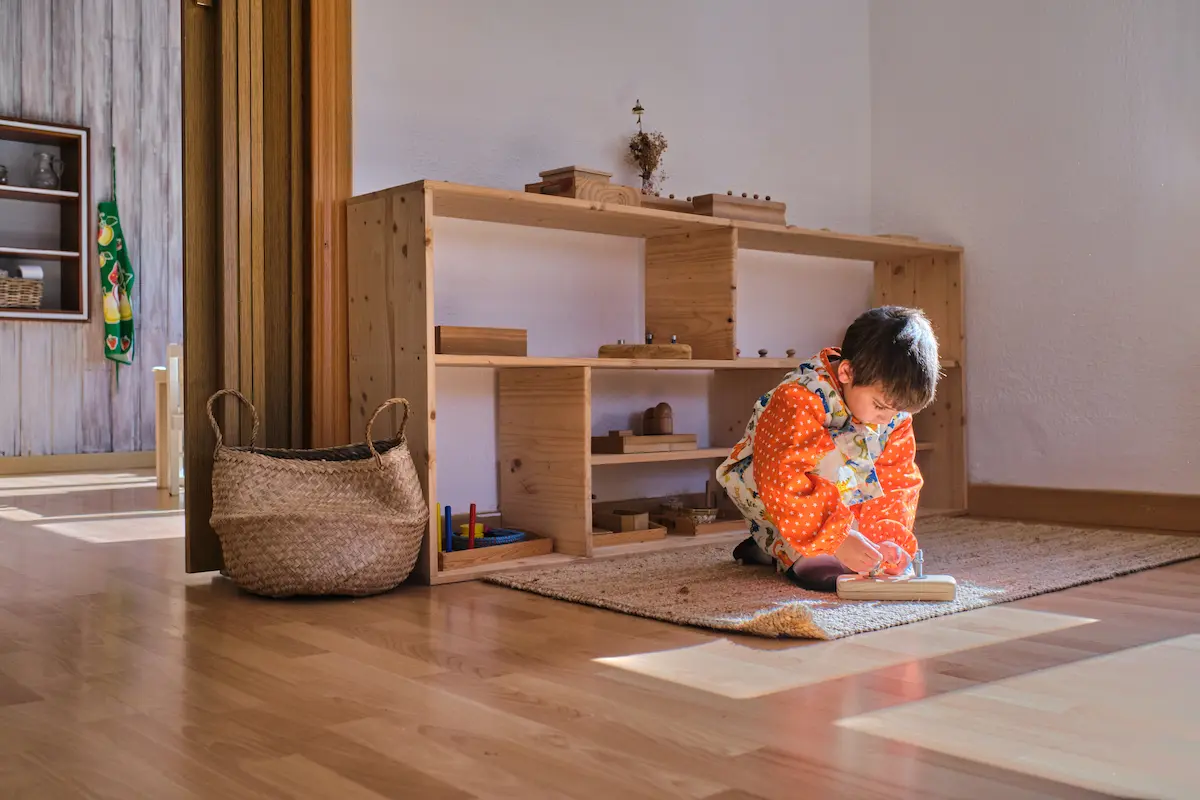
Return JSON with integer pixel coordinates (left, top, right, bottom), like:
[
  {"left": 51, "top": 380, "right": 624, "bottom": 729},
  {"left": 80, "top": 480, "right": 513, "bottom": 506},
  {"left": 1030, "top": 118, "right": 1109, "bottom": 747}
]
[
  {"left": 752, "top": 384, "right": 855, "bottom": 557},
  {"left": 853, "top": 415, "right": 922, "bottom": 556}
]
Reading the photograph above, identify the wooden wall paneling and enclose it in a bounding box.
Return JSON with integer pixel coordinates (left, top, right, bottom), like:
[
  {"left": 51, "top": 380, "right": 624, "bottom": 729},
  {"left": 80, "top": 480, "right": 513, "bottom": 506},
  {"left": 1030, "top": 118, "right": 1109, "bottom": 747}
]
[
  {"left": 50, "top": 1, "right": 84, "bottom": 454},
  {"left": 309, "top": 0, "right": 351, "bottom": 447},
  {"left": 0, "top": 0, "right": 19, "bottom": 457},
  {"left": 235, "top": 0, "right": 256, "bottom": 439},
  {"left": 81, "top": 0, "right": 115, "bottom": 454},
  {"left": 247, "top": 0, "right": 266, "bottom": 437},
  {"left": 347, "top": 187, "right": 436, "bottom": 580},
  {"left": 136, "top": 0, "right": 169, "bottom": 451},
  {"left": 110, "top": 0, "right": 142, "bottom": 452},
  {"left": 709, "top": 369, "right": 792, "bottom": 449},
  {"left": 167, "top": 0, "right": 183, "bottom": 349},
  {"left": 645, "top": 228, "right": 738, "bottom": 360},
  {"left": 17, "top": 0, "right": 54, "bottom": 457},
  {"left": 288, "top": 0, "right": 306, "bottom": 446},
  {"left": 498, "top": 367, "right": 592, "bottom": 558},
  {"left": 182, "top": 0, "right": 224, "bottom": 572},
  {"left": 262, "top": 0, "right": 297, "bottom": 447},
  {"left": 218, "top": 0, "right": 240, "bottom": 443}
]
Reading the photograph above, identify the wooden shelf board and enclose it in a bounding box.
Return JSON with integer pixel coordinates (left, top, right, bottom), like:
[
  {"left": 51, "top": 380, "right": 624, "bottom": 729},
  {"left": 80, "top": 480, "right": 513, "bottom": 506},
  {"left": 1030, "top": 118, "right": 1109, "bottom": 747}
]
[
  {"left": 429, "top": 550, "right": 579, "bottom": 585},
  {"left": 437, "top": 354, "right": 799, "bottom": 370},
  {"left": 438, "top": 354, "right": 958, "bottom": 371},
  {"left": 916, "top": 442, "right": 935, "bottom": 452},
  {"left": 590, "top": 529, "right": 748, "bottom": 559},
  {"left": 0, "top": 185, "right": 80, "bottom": 203},
  {"left": 734, "top": 221, "right": 961, "bottom": 260},
  {"left": 364, "top": 181, "right": 962, "bottom": 261},
  {"left": 592, "top": 447, "right": 729, "bottom": 466},
  {"left": 0, "top": 246, "right": 81, "bottom": 259}
]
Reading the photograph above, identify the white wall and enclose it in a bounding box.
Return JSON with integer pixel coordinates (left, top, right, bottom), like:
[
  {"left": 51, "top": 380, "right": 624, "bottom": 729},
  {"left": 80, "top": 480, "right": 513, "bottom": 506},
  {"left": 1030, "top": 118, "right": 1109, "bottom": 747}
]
[
  {"left": 871, "top": 0, "right": 1200, "bottom": 494},
  {"left": 354, "top": 0, "right": 873, "bottom": 510}
]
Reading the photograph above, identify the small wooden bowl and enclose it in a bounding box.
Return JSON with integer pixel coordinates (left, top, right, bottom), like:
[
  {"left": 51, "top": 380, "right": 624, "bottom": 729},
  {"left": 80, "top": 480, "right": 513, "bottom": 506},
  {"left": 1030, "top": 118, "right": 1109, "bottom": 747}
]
[{"left": 685, "top": 508, "right": 718, "bottom": 525}]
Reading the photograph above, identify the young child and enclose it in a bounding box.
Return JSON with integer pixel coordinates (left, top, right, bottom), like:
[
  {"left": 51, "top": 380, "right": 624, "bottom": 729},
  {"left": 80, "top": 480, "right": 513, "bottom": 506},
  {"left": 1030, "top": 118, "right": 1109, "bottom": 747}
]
[{"left": 716, "top": 306, "right": 940, "bottom": 592}]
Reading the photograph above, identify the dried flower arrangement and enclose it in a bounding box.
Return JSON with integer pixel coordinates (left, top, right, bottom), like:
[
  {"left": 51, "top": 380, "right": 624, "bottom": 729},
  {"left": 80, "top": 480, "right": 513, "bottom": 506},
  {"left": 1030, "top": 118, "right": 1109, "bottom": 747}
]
[{"left": 627, "top": 99, "right": 668, "bottom": 195}]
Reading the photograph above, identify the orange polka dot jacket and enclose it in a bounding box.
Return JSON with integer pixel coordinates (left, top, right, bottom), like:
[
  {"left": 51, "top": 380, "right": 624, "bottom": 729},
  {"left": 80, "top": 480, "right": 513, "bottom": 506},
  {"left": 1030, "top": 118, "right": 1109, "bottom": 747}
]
[{"left": 716, "top": 347, "right": 922, "bottom": 570}]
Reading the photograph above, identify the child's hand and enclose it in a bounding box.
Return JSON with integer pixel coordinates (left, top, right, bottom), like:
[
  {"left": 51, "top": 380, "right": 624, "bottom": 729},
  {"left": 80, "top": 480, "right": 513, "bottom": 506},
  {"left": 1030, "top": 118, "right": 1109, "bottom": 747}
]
[
  {"left": 877, "top": 541, "right": 912, "bottom": 576},
  {"left": 835, "top": 530, "right": 884, "bottom": 574}
]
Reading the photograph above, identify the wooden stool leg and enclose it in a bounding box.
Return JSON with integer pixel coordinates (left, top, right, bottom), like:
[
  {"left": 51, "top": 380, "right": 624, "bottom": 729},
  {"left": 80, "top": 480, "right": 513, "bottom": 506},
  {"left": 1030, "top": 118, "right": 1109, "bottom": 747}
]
[{"left": 154, "top": 367, "right": 168, "bottom": 489}]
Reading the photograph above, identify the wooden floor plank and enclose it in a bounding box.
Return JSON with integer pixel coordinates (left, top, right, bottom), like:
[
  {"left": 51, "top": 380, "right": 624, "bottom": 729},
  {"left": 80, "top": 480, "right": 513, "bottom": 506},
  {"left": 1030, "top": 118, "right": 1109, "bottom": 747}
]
[{"left": 0, "top": 469, "right": 1197, "bottom": 798}]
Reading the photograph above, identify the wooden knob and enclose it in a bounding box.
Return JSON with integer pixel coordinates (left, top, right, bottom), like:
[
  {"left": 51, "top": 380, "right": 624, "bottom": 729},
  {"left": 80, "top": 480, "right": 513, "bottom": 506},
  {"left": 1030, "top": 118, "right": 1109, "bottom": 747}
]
[
  {"left": 668, "top": 194, "right": 675, "bottom": 199},
  {"left": 765, "top": 195, "right": 771, "bottom": 201},
  {"left": 753, "top": 194, "right": 759, "bottom": 199},
  {"left": 685, "top": 196, "right": 692, "bottom": 201},
  {"left": 757, "top": 348, "right": 768, "bottom": 358},
  {"left": 741, "top": 193, "right": 748, "bottom": 198},
  {"left": 786, "top": 348, "right": 796, "bottom": 358},
  {"left": 727, "top": 190, "right": 733, "bottom": 195}
]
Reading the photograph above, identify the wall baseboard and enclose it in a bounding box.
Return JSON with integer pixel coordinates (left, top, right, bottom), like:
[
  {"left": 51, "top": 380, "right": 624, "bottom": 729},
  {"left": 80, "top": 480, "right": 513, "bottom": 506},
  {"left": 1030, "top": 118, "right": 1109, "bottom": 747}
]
[
  {"left": 0, "top": 451, "right": 156, "bottom": 477},
  {"left": 969, "top": 484, "right": 1200, "bottom": 535}
]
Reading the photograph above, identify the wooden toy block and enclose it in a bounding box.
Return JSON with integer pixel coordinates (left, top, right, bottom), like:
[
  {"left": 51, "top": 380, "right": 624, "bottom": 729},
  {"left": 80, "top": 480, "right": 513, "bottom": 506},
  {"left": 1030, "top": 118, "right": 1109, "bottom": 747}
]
[
  {"left": 597, "top": 342, "right": 692, "bottom": 359},
  {"left": 835, "top": 573, "right": 957, "bottom": 601},
  {"left": 593, "top": 509, "right": 651, "bottom": 533},
  {"left": 640, "top": 195, "right": 695, "bottom": 213},
  {"left": 592, "top": 521, "right": 668, "bottom": 547},
  {"left": 525, "top": 166, "right": 641, "bottom": 206},
  {"left": 435, "top": 325, "right": 527, "bottom": 357},
  {"left": 591, "top": 431, "right": 698, "bottom": 455},
  {"left": 691, "top": 193, "right": 787, "bottom": 225}
]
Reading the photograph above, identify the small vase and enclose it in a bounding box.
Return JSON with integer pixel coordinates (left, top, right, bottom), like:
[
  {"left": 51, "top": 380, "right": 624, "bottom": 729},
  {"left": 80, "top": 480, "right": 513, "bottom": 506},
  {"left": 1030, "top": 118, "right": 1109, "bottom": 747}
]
[{"left": 29, "top": 152, "right": 64, "bottom": 190}]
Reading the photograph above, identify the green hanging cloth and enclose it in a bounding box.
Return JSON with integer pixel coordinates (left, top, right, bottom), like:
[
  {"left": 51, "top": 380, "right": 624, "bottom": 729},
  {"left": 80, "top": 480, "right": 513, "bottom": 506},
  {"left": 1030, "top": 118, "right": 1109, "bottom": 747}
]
[{"left": 98, "top": 149, "right": 135, "bottom": 366}]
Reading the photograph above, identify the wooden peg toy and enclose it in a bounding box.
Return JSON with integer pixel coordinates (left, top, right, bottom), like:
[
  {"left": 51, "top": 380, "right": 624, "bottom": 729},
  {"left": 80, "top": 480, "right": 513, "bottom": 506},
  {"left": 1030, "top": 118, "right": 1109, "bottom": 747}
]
[
  {"left": 835, "top": 549, "right": 957, "bottom": 601},
  {"left": 757, "top": 348, "right": 768, "bottom": 358},
  {"left": 786, "top": 348, "right": 796, "bottom": 358}
]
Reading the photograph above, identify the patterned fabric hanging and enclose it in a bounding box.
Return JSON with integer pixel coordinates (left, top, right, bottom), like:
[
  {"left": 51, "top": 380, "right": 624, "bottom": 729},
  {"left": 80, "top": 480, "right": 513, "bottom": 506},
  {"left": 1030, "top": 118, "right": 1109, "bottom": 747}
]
[{"left": 98, "top": 149, "right": 135, "bottom": 366}]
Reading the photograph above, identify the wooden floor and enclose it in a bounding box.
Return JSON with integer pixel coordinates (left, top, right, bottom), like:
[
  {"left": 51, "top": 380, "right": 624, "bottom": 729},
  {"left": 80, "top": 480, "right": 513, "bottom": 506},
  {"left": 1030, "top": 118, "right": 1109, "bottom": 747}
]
[{"left": 1, "top": 471, "right": 1198, "bottom": 799}]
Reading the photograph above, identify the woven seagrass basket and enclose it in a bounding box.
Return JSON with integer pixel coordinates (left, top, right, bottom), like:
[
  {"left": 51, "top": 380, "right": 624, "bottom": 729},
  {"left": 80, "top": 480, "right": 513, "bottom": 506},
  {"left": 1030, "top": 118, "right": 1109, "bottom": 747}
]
[
  {"left": 0, "top": 277, "right": 43, "bottom": 308},
  {"left": 207, "top": 389, "right": 429, "bottom": 598}
]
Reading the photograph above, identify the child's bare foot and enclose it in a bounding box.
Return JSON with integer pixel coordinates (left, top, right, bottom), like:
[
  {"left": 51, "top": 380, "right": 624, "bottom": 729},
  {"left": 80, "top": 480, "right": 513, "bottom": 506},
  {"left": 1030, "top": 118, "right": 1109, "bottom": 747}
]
[
  {"left": 733, "top": 536, "right": 774, "bottom": 566},
  {"left": 786, "top": 555, "right": 853, "bottom": 592}
]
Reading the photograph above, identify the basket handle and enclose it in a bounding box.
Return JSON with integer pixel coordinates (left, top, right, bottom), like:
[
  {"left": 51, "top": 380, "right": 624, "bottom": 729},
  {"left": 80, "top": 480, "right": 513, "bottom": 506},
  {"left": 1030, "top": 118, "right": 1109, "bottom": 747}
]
[
  {"left": 206, "top": 389, "right": 261, "bottom": 455},
  {"left": 365, "top": 398, "right": 413, "bottom": 466}
]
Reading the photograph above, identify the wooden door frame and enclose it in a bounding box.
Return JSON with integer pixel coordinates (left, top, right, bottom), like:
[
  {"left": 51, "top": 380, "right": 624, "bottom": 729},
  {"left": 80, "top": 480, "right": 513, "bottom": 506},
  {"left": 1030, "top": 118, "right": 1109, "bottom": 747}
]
[{"left": 182, "top": 0, "right": 352, "bottom": 572}]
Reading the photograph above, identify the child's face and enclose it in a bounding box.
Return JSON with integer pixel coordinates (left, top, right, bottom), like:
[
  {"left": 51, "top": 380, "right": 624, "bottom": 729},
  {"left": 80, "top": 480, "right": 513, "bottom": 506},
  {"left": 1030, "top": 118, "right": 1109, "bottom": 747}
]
[{"left": 835, "top": 360, "right": 899, "bottom": 426}]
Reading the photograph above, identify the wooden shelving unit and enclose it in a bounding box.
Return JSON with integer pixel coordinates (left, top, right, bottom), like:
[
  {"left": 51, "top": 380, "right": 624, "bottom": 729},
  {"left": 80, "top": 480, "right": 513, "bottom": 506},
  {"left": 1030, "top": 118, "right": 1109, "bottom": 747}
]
[
  {"left": 0, "top": 116, "right": 91, "bottom": 322},
  {"left": 347, "top": 180, "right": 966, "bottom": 585}
]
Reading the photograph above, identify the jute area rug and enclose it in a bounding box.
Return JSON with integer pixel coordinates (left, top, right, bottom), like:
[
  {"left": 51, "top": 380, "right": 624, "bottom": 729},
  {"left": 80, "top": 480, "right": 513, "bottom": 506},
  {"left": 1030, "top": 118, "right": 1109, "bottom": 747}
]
[{"left": 485, "top": 517, "right": 1200, "bottom": 639}]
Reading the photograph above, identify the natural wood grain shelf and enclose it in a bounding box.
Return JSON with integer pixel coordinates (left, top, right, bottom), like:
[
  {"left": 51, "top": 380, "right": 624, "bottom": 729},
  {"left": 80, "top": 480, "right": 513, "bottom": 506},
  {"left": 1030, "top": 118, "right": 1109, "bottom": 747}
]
[
  {"left": 348, "top": 179, "right": 968, "bottom": 585},
  {"left": 400, "top": 180, "right": 963, "bottom": 260},
  {"left": 0, "top": 246, "right": 82, "bottom": 259},
  {"left": 592, "top": 447, "right": 730, "bottom": 466},
  {"left": 0, "top": 185, "right": 80, "bottom": 203},
  {"left": 438, "top": 354, "right": 961, "bottom": 371},
  {"left": 436, "top": 354, "right": 801, "bottom": 370}
]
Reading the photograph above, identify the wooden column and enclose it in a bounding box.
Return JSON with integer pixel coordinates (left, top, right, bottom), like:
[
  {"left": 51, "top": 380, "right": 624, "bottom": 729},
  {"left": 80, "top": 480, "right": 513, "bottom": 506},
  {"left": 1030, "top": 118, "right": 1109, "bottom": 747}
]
[
  {"left": 183, "top": 0, "right": 312, "bottom": 573},
  {"left": 308, "top": 0, "right": 352, "bottom": 447}
]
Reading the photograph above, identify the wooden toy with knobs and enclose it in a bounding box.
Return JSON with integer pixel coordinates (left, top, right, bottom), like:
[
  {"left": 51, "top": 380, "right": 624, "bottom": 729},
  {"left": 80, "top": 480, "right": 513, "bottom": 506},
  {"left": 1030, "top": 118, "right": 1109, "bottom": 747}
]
[{"left": 835, "top": 549, "right": 958, "bottom": 601}]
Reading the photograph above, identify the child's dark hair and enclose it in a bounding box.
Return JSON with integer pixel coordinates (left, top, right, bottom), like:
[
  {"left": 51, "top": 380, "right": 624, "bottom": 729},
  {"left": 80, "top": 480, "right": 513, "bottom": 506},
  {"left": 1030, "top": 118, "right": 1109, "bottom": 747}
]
[{"left": 840, "top": 306, "right": 940, "bottom": 412}]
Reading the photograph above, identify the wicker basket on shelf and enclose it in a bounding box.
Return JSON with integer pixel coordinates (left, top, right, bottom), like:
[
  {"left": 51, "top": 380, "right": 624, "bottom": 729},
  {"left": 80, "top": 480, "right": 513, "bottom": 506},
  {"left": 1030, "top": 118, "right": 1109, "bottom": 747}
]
[
  {"left": 206, "top": 389, "right": 429, "bottom": 598},
  {"left": 0, "top": 277, "right": 43, "bottom": 308}
]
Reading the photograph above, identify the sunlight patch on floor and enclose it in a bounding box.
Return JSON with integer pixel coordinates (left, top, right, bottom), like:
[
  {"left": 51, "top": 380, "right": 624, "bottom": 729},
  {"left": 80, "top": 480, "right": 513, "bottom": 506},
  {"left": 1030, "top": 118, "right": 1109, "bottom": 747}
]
[
  {"left": 836, "top": 634, "right": 1200, "bottom": 799},
  {"left": 594, "top": 606, "right": 1096, "bottom": 699},
  {"left": 36, "top": 511, "right": 185, "bottom": 543}
]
